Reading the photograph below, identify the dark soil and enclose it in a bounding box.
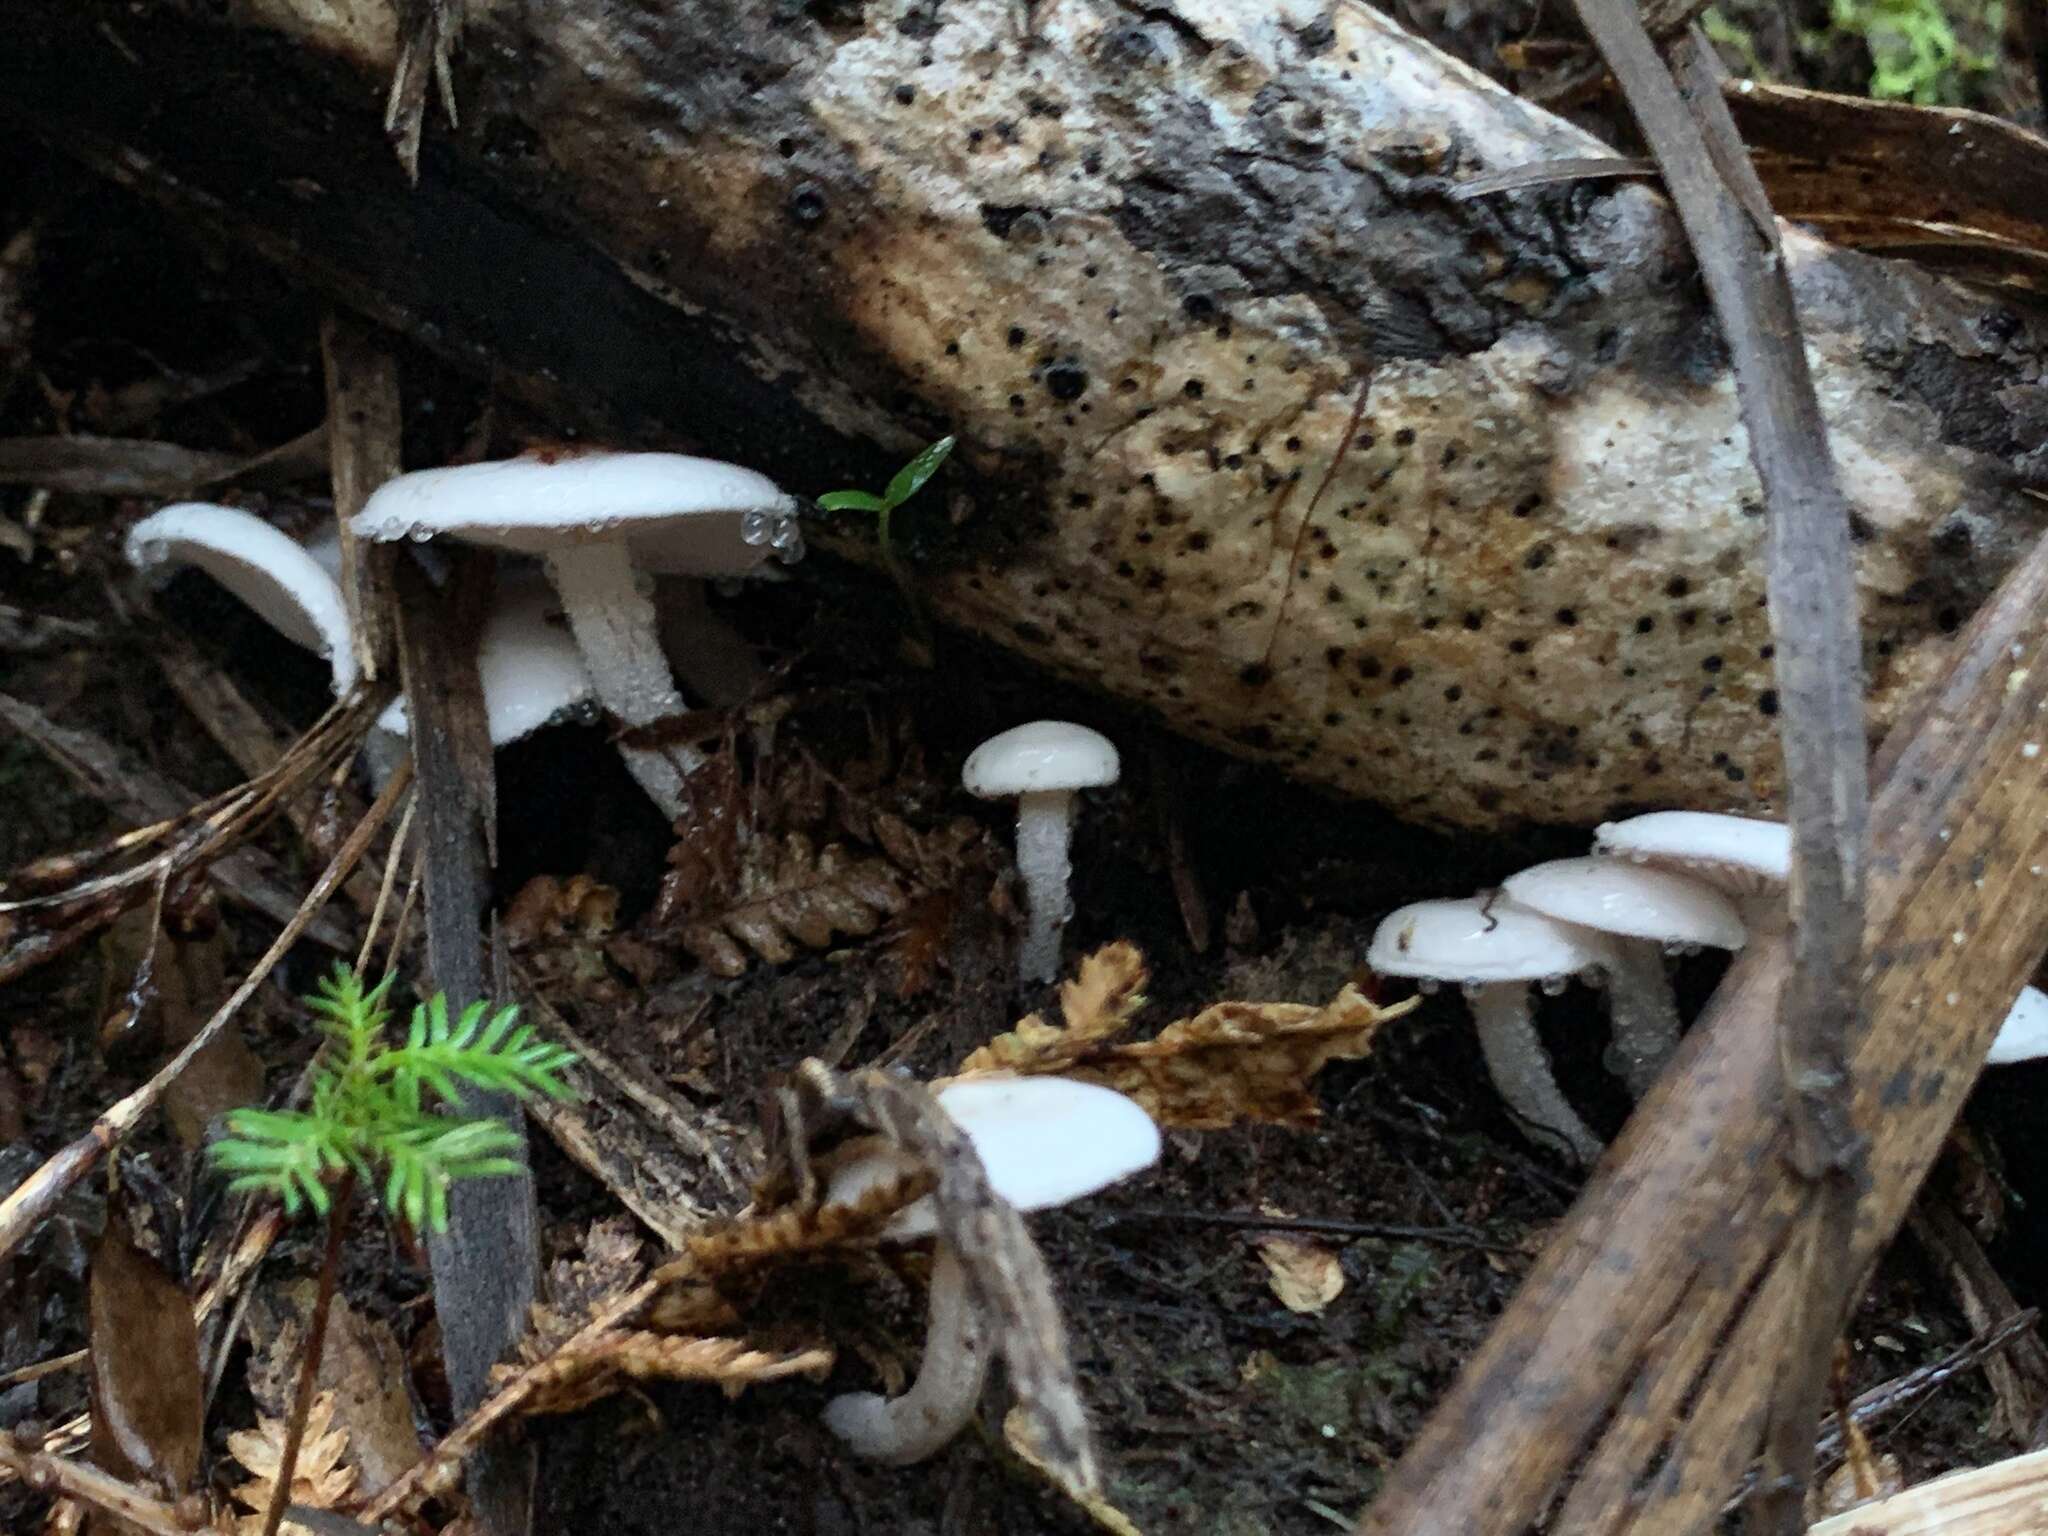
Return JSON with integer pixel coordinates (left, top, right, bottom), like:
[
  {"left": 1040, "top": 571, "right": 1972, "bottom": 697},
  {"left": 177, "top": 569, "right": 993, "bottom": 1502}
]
[{"left": 3, "top": 72, "right": 2047, "bottom": 1536}]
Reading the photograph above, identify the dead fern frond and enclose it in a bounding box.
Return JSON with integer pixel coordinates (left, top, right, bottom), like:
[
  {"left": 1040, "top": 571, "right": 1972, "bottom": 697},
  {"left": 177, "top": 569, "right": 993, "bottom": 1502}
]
[
  {"left": 673, "top": 1167, "right": 937, "bottom": 1280},
  {"left": 227, "top": 1391, "right": 359, "bottom": 1535},
  {"left": 511, "top": 1332, "right": 835, "bottom": 1418},
  {"left": 955, "top": 946, "right": 1415, "bottom": 1129},
  {"left": 666, "top": 833, "right": 910, "bottom": 977}
]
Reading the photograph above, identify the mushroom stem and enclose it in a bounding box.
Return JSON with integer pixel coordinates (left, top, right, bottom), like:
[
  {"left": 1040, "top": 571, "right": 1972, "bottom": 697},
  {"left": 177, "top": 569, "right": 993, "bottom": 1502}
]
[
  {"left": 542, "top": 542, "right": 704, "bottom": 819},
  {"left": 1013, "top": 788, "right": 1075, "bottom": 985},
  {"left": 822, "top": 1244, "right": 992, "bottom": 1464},
  {"left": 1468, "top": 984, "right": 1604, "bottom": 1166},
  {"left": 1598, "top": 941, "right": 1683, "bottom": 1098}
]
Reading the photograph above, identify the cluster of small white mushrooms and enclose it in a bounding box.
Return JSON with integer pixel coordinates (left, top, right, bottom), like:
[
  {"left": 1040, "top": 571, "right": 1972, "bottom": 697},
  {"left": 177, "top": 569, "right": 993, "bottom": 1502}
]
[
  {"left": 124, "top": 450, "right": 801, "bottom": 815},
  {"left": 1368, "top": 811, "right": 1786, "bottom": 1164},
  {"left": 816, "top": 1075, "right": 1160, "bottom": 1464},
  {"left": 1371, "top": 810, "right": 2048, "bottom": 1163},
  {"left": 961, "top": 721, "right": 1121, "bottom": 985}
]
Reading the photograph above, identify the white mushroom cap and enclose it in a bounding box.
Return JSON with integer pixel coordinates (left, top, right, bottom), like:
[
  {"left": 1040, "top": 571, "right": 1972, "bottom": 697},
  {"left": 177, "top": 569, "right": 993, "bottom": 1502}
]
[
  {"left": 1503, "top": 858, "right": 1747, "bottom": 951},
  {"left": 962, "top": 722, "right": 1121, "bottom": 798},
  {"left": 824, "top": 1076, "right": 1162, "bottom": 1241},
  {"left": 1986, "top": 986, "right": 2048, "bottom": 1067},
  {"left": 377, "top": 569, "right": 594, "bottom": 746},
  {"left": 127, "top": 503, "right": 356, "bottom": 692},
  {"left": 1367, "top": 897, "right": 1613, "bottom": 985},
  {"left": 350, "top": 451, "right": 803, "bottom": 575},
  {"left": 1594, "top": 812, "right": 1791, "bottom": 897}
]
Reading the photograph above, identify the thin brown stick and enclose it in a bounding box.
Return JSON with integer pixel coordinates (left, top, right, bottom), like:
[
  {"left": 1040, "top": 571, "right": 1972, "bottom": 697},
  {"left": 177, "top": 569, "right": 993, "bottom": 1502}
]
[
  {"left": 0, "top": 1431, "right": 199, "bottom": 1536},
  {"left": 0, "top": 757, "right": 411, "bottom": 1264},
  {"left": 259, "top": 1172, "right": 356, "bottom": 1536},
  {"left": 1557, "top": 10, "right": 1870, "bottom": 1529}
]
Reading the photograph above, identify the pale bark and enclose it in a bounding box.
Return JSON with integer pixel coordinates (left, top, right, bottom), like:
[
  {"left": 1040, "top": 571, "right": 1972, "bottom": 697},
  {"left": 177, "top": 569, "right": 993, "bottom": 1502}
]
[{"left": 7, "top": 0, "right": 2046, "bottom": 827}]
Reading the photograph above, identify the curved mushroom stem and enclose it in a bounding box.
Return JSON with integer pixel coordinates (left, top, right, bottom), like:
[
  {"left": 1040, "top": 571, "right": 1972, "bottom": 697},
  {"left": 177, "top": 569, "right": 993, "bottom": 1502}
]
[
  {"left": 822, "top": 1244, "right": 992, "bottom": 1464},
  {"left": 1598, "top": 940, "right": 1684, "bottom": 1099},
  {"left": 543, "top": 542, "right": 704, "bottom": 820},
  {"left": 1013, "top": 789, "right": 1075, "bottom": 985},
  {"left": 1468, "top": 984, "right": 1604, "bottom": 1166}
]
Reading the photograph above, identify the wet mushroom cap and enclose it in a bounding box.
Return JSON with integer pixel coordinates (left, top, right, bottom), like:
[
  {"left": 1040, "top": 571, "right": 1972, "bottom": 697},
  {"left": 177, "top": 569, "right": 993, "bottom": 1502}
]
[
  {"left": 1593, "top": 811, "right": 1791, "bottom": 897},
  {"left": 961, "top": 721, "right": 1121, "bottom": 798},
  {"left": 1366, "top": 897, "right": 1612, "bottom": 985},
  {"left": 824, "top": 1075, "right": 1162, "bottom": 1240},
  {"left": 1986, "top": 986, "right": 2048, "bottom": 1066},
  {"left": 1501, "top": 858, "right": 1747, "bottom": 951},
  {"left": 350, "top": 450, "right": 802, "bottom": 574},
  {"left": 126, "top": 503, "right": 356, "bottom": 691}
]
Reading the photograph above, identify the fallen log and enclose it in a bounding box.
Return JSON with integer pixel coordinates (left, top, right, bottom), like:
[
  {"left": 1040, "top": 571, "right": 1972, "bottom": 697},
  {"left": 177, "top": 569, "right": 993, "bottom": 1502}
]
[{"left": 4, "top": 0, "right": 2046, "bottom": 827}]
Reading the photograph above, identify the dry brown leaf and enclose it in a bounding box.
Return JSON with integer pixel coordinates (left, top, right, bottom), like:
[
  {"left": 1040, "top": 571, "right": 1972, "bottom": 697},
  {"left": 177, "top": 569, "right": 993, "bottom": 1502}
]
[
  {"left": 245, "top": 1288, "right": 420, "bottom": 1498},
  {"left": 87, "top": 1207, "right": 203, "bottom": 1498},
  {"left": 1004, "top": 1406, "right": 1144, "bottom": 1536},
  {"left": 956, "top": 949, "right": 1413, "bottom": 1129},
  {"left": 1256, "top": 1232, "right": 1345, "bottom": 1316},
  {"left": 227, "top": 1391, "right": 358, "bottom": 1535}
]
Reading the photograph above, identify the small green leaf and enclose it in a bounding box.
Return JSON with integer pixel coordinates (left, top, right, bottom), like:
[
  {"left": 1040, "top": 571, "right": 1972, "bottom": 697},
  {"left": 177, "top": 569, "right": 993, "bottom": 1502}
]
[
  {"left": 816, "top": 489, "right": 889, "bottom": 514},
  {"left": 883, "top": 435, "right": 955, "bottom": 509}
]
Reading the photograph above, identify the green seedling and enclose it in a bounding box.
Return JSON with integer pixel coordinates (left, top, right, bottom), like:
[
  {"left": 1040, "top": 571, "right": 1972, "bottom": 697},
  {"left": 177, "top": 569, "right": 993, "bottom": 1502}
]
[
  {"left": 817, "top": 435, "right": 955, "bottom": 658},
  {"left": 211, "top": 965, "right": 574, "bottom": 1536}
]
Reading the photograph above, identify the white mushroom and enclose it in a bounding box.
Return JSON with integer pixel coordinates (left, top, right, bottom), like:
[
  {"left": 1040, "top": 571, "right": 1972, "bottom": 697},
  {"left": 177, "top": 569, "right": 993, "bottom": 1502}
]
[
  {"left": 126, "top": 504, "right": 356, "bottom": 691},
  {"left": 962, "top": 722, "right": 1121, "bottom": 985},
  {"left": 1985, "top": 986, "right": 2048, "bottom": 1066},
  {"left": 1594, "top": 811, "right": 1791, "bottom": 931},
  {"left": 350, "top": 451, "right": 802, "bottom": 820},
  {"left": 819, "top": 1075, "right": 1160, "bottom": 1465},
  {"left": 373, "top": 568, "right": 594, "bottom": 746},
  {"left": 1367, "top": 898, "right": 1613, "bottom": 1165},
  {"left": 1501, "top": 858, "right": 1746, "bottom": 1098}
]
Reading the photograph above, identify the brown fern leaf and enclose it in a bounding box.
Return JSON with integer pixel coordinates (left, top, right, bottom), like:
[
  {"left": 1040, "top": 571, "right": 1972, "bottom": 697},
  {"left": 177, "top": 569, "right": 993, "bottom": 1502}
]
[
  {"left": 675, "top": 1167, "right": 937, "bottom": 1278},
  {"left": 515, "top": 1332, "right": 835, "bottom": 1418},
  {"left": 671, "top": 832, "right": 910, "bottom": 978}
]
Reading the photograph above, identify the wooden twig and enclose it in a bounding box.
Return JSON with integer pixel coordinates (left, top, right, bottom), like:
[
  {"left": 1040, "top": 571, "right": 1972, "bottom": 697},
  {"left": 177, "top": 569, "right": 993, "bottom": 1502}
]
[
  {"left": 1555, "top": 11, "right": 1870, "bottom": 1529},
  {"left": 1907, "top": 1197, "right": 2048, "bottom": 1441},
  {"left": 1357, "top": 525, "right": 2048, "bottom": 1536},
  {"left": 319, "top": 311, "right": 401, "bottom": 682},
  {"left": 0, "top": 757, "right": 409, "bottom": 1266},
  {"left": 392, "top": 548, "right": 534, "bottom": 1536},
  {"left": 0, "top": 691, "right": 359, "bottom": 954},
  {"left": 0, "top": 1431, "right": 200, "bottom": 1536},
  {"left": 1806, "top": 1447, "right": 2048, "bottom": 1535}
]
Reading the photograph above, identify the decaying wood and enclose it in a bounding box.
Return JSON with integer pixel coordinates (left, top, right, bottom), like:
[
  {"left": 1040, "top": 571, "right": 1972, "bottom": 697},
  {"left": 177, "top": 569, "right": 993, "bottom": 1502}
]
[
  {"left": 1806, "top": 1448, "right": 2048, "bottom": 1536},
  {"left": 390, "top": 548, "right": 534, "bottom": 1536},
  {"left": 7, "top": 0, "right": 2048, "bottom": 827},
  {"left": 1357, "top": 524, "right": 2048, "bottom": 1536}
]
